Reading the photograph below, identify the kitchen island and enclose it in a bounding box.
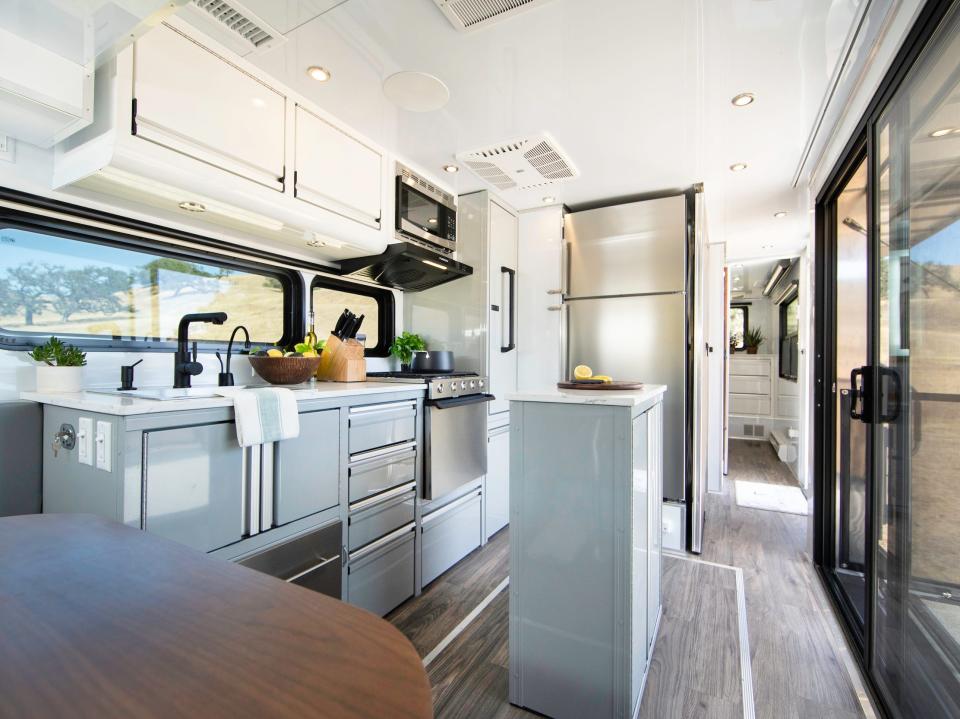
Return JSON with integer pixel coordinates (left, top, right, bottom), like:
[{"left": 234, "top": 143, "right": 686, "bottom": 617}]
[
  {"left": 0, "top": 514, "right": 431, "bottom": 719},
  {"left": 506, "top": 385, "right": 666, "bottom": 719}
]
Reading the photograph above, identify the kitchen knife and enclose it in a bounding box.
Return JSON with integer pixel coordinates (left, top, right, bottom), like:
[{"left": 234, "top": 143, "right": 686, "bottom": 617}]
[
  {"left": 333, "top": 311, "right": 349, "bottom": 339},
  {"left": 352, "top": 314, "right": 364, "bottom": 338}
]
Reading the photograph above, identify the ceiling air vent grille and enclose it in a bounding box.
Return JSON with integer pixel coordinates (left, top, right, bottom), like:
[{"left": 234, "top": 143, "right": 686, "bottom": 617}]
[
  {"left": 189, "top": 0, "right": 284, "bottom": 51},
  {"left": 457, "top": 132, "right": 579, "bottom": 193},
  {"left": 433, "top": 0, "right": 557, "bottom": 31}
]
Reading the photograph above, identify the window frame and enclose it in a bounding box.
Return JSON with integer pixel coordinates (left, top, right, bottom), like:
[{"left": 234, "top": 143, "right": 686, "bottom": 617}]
[
  {"left": 310, "top": 274, "right": 395, "bottom": 357},
  {"left": 0, "top": 210, "right": 302, "bottom": 353},
  {"left": 779, "top": 294, "right": 799, "bottom": 381},
  {"left": 729, "top": 304, "right": 750, "bottom": 350}
]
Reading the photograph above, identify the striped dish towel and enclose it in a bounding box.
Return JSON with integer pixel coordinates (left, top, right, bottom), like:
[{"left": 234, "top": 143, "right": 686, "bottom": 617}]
[{"left": 219, "top": 387, "right": 300, "bottom": 447}]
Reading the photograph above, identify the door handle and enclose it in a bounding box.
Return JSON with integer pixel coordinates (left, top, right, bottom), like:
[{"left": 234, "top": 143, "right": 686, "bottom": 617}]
[
  {"left": 501, "top": 266, "right": 516, "bottom": 353},
  {"left": 849, "top": 366, "right": 873, "bottom": 423},
  {"left": 877, "top": 366, "right": 901, "bottom": 424}
]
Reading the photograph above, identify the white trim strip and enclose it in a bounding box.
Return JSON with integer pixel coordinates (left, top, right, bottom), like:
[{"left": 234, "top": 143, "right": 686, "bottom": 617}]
[
  {"left": 422, "top": 576, "right": 510, "bottom": 668},
  {"left": 665, "top": 552, "right": 755, "bottom": 719}
]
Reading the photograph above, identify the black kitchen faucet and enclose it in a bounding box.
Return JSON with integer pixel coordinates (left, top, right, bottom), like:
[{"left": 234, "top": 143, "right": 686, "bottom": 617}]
[{"left": 174, "top": 312, "right": 227, "bottom": 388}]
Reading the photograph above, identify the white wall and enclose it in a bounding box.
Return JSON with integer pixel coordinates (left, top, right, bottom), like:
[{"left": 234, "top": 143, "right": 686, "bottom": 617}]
[{"left": 706, "top": 243, "right": 726, "bottom": 493}]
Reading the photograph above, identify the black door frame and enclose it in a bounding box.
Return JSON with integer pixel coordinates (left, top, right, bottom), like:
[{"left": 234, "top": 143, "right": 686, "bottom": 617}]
[{"left": 813, "top": 1, "right": 958, "bottom": 717}]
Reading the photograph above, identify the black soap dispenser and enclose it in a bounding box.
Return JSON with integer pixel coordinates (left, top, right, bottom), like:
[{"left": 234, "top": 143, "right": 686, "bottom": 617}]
[{"left": 118, "top": 359, "right": 143, "bottom": 391}]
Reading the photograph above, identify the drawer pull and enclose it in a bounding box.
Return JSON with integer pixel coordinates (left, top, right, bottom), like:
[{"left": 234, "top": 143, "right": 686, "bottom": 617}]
[
  {"left": 349, "top": 441, "right": 417, "bottom": 465},
  {"left": 349, "top": 522, "right": 416, "bottom": 563},
  {"left": 286, "top": 555, "right": 339, "bottom": 583},
  {"left": 349, "top": 401, "right": 417, "bottom": 415},
  {"left": 349, "top": 482, "right": 416, "bottom": 513},
  {"left": 421, "top": 490, "right": 481, "bottom": 526}
]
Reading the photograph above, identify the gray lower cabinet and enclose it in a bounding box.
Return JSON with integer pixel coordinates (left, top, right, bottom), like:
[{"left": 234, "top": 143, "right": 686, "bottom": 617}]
[
  {"left": 347, "top": 523, "right": 416, "bottom": 616},
  {"left": 238, "top": 520, "right": 342, "bottom": 599},
  {"left": 144, "top": 421, "right": 245, "bottom": 553},
  {"left": 421, "top": 489, "right": 482, "bottom": 586},
  {"left": 274, "top": 409, "right": 339, "bottom": 526},
  {"left": 485, "top": 425, "right": 510, "bottom": 538},
  {"left": 348, "top": 400, "right": 417, "bottom": 455},
  {"left": 348, "top": 484, "right": 416, "bottom": 552}
]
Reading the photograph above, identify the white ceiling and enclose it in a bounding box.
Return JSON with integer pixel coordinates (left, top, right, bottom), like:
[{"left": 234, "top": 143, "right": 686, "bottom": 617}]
[{"left": 225, "top": 0, "right": 864, "bottom": 259}]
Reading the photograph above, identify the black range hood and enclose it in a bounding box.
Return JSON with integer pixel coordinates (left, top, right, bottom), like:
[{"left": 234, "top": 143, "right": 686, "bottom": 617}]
[{"left": 338, "top": 242, "right": 472, "bottom": 292}]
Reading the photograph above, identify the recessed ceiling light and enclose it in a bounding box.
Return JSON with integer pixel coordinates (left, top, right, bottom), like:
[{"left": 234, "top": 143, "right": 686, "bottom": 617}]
[
  {"left": 428, "top": 218, "right": 438, "bottom": 224},
  {"left": 729, "top": 162, "right": 748, "bottom": 172},
  {"left": 774, "top": 211, "right": 788, "bottom": 218},
  {"left": 442, "top": 164, "right": 459, "bottom": 173},
  {"left": 542, "top": 196, "right": 556, "bottom": 203},
  {"left": 178, "top": 201, "right": 206, "bottom": 213},
  {"left": 731, "top": 92, "right": 755, "bottom": 107},
  {"left": 306, "top": 66, "right": 331, "bottom": 82},
  {"left": 930, "top": 127, "right": 956, "bottom": 137}
]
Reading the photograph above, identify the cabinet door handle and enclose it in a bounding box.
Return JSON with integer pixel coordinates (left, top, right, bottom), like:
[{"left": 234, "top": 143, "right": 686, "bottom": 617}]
[
  {"left": 547, "top": 305, "right": 562, "bottom": 311},
  {"left": 547, "top": 289, "right": 563, "bottom": 295},
  {"left": 501, "top": 266, "right": 516, "bottom": 353}
]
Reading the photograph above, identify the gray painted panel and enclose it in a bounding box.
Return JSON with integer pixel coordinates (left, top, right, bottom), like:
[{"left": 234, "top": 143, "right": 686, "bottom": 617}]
[
  {"left": 0, "top": 402, "right": 42, "bottom": 516},
  {"left": 349, "top": 405, "right": 416, "bottom": 455},
  {"left": 274, "top": 409, "right": 339, "bottom": 526},
  {"left": 567, "top": 294, "right": 686, "bottom": 502},
  {"left": 631, "top": 411, "right": 649, "bottom": 707},
  {"left": 348, "top": 450, "right": 416, "bottom": 504},
  {"left": 144, "top": 422, "right": 244, "bottom": 552},
  {"left": 347, "top": 531, "right": 415, "bottom": 616},
  {"left": 565, "top": 195, "right": 686, "bottom": 297},
  {"left": 421, "top": 492, "right": 482, "bottom": 586}
]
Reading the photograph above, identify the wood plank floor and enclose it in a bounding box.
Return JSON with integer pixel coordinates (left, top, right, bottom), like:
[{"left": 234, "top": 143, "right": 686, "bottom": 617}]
[{"left": 388, "top": 440, "right": 870, "bottom": 718}]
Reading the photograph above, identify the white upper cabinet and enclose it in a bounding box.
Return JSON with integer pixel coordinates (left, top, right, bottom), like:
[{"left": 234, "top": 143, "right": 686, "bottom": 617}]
[
  {"left": 487, "top": 199, "right": 519, "bottom": 416},
  {"left": 132, "top": 23, "right": 286, "bottom": 191},
  {"left": 294, "top": 105, "right": 382, "bottom": 229}
]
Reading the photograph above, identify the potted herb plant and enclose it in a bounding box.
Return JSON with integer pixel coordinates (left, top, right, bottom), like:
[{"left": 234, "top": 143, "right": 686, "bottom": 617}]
[
  {"left": 30, "top": 337, "right": 87, "bottom": 393},
  {"left": 743, "top": 326, "right": 765, "bottom": 355},
  {"left": 389, "top": 331, "right": 426, "bottom": 371}
]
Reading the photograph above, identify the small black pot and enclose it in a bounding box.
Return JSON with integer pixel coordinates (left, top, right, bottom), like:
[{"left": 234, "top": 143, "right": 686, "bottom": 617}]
[{"left": 410, "top": 350, "right": 454, "bottom": 373}]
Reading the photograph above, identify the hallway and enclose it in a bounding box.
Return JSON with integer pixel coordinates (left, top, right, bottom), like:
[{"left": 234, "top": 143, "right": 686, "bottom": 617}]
[{"left": 387, "top": 440, "right": 875, "bottom": 718}]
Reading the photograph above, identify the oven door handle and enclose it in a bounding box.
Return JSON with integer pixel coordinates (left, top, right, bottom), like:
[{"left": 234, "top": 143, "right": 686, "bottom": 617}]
[{"left": 427, "top": 394, "right": 495, "bottom": 409}]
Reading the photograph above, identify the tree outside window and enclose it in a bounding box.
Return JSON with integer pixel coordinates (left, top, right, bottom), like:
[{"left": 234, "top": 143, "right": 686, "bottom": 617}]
[{"left": 729, "top": 305, "right": 749, "bottom": 350}]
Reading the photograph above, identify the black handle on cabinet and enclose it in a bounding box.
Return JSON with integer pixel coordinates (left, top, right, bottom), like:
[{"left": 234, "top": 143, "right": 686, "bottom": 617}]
[
  {"left": 849, "top": 366, "right": 873, "bottom": 423},
  {"left": 501, "top": 266, "right": 516, "bottom": 353},
  {"left": 428, "top": 394, "right": 495, "bottom": 409}
]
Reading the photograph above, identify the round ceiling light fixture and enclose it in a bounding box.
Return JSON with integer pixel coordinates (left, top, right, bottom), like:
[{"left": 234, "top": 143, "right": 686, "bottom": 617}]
[
  {"left": 773, "top": 211, "right": 788, "bottom": 218},
  {"left": 178, "top": 201, "right": 206, "bottom": 213},
  {"left": 729, "top": 162, "right": 748, "bottom": 172},
  {"left": 731, "top": 92, "right": 755, "bottom": 107},
  {"left": 929, "top": 127, "right": 956, "bottom": 137},
  {"left": 382, "top": 71, "right": 450, "bottom": 112},
  {"left": 306, "top": 66, "right": 332, "bottom": 82},
  {"left": 442, "top": 164, "right": 459, "bottom": 173}
]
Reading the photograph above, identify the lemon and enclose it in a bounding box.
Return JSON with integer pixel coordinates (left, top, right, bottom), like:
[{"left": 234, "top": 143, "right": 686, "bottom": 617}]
[
  {"left": 266, "top": 348, "right": 284, "bottom": 358},
  {"left": 573, "top": 364, "right": 593, "bottom": 380},
  {"left": 591, "top": 375, "right": 613, "bottom": 383}
]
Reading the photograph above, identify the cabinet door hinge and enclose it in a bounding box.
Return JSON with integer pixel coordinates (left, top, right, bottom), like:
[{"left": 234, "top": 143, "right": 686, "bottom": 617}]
[{"left": 131, "top": 98, "right": 138, "bottom": 136}]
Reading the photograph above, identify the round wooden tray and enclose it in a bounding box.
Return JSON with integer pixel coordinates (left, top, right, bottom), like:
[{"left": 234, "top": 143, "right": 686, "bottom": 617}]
[{"left": 557, "top": 381, "right": 645, "bottom": 391}]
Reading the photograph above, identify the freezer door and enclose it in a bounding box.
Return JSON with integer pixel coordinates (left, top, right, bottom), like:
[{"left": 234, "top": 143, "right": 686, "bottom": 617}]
[
  {"left": 567, "top": 294, "right": 687, "bottom": 502},
  {"left": 564, "top": 195, "right": 687, "bottom": 297}
]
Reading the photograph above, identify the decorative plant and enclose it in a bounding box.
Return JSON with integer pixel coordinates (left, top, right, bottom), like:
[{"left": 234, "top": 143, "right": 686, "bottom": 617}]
[
  {"left": 743, "top": 326, "right": 765, "bottom": 351},
  {"left": 389, "top": 332, "right": 426, "bottom": 367},
  {"left": 29, "top": 337, "right": 87, "bottom": 367}
]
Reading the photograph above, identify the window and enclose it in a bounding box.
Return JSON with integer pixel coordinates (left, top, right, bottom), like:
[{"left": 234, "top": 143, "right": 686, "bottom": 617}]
[
  {"left": 729, "top": 304, "right": 749, "bottom": 350},
  {"left": 779, "top": 293, "right": 799, "bottom": 380},
  {"left": 311, "top": 275, "right": 394, "bottom": 356},
  {"left": 0, "top": 223, "right": 297, "bottom": 348}
]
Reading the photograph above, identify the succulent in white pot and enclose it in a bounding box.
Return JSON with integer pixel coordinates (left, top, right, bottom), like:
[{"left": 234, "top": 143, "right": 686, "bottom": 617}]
[{"left": 30, "top": 337, "right": 87, "bottom": 393}]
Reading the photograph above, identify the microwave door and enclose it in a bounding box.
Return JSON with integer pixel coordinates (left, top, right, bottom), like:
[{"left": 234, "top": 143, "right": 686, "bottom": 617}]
[{"left": 396, "top": 180, "right": 456, "bottom": 252}]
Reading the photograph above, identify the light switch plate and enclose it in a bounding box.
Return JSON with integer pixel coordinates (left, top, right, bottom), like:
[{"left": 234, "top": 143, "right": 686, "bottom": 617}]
[
  {"left": 96, "top": 420, "right": 112, "bottom": 472},
  {"left": 78, "top": 417, "right": 93, "bottom": 466}
]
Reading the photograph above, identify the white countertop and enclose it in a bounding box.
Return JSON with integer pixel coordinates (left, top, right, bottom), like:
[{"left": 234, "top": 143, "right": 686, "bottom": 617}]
[
  {"left": 21, "top": 381, "right": 425, "bottom": 416},
  {"left": 506, "top": 384, "right": 667, "bottom": 408}
]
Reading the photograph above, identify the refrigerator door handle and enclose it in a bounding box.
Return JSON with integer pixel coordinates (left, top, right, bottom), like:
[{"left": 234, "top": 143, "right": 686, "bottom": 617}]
[{"left": 501, "top": 266, "right": 516, "bottom": 353}]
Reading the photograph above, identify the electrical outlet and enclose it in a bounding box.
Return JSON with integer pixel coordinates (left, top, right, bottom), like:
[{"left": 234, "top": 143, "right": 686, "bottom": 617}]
[
  {"left": 96, "top": 420, "right": 112, "bottom": 472},
  {"left": 78, "top": 417, "right": 93, "bottom": 466}
]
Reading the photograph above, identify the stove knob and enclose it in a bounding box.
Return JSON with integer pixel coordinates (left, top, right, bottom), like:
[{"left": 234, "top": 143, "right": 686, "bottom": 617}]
[
  {"left": 470, "top": 380, "right": 477, "bottom": 389},
  {"left": 460, "top": 381, "right": 467, "bottom": 390},
  {"left": 436, "top": 383, "right": 444, "bottom": 393},
  {"left": 478, "top": 379, "right": 485, "bottom": 388}
]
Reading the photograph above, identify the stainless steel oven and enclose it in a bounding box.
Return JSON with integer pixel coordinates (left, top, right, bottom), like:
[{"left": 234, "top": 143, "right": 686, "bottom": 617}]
[{"left": 395, "top": 163, "right": 457, "bottom": 254}]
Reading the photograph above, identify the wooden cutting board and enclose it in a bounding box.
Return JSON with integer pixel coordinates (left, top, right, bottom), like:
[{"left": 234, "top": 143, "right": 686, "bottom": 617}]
[{"left": 557, "top": 381, "right": 645, "bottom": 390}]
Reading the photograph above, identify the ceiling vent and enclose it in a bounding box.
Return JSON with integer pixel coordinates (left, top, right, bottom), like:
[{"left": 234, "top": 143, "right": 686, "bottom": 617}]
[
  {"left": 182, "top": 0, "right": 286, "bottom": 55},
  {"left": 433, "top": 0, "right": 557, "bottom": 32},
  {"left": 457, "top": 133, "right": 579, "bottom": 192}
]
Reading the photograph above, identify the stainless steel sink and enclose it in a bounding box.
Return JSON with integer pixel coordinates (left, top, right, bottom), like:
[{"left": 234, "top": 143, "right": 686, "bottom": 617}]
[{"left": 88, "top": 386, "right": 241, "bottom": 401}]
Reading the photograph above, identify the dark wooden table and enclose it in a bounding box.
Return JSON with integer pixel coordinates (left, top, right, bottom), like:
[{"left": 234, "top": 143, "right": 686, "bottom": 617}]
[{"left": 0, "top": 514, "right": 433, "bottom": 718}]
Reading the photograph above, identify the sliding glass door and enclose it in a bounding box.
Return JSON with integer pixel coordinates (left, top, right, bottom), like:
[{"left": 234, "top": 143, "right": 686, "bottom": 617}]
[
  {"left": 816, "top": 1, "right": 960, "bottom": 716},
  {"left": 871, "top": 4, "right": 960, "bottom": 715}
]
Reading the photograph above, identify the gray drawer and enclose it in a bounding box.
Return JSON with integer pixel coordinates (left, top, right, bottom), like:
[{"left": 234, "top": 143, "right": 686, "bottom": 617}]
[
  {"left": 348, "top": 442, "right": 417, "bottom": 504},
  {"left": 421, "top": 490, "right": 482, "bottom": 587},
  {"left": 348, "top": 483, "right": 416, "bottom": 552},
  {"left": 347, "top": 523, "right": 416, "bottom": 617},
  {"left": 349, "top": 401, "right": 417, "bottom": 455},
  {"left": 237, "top": 521, "right": 342, "bottom": 599}
]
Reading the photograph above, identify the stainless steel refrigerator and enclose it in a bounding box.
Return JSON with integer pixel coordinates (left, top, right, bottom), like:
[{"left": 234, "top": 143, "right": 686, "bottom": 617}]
[{"left": 563, "top": 192, "right": 703, "bottom": 552}]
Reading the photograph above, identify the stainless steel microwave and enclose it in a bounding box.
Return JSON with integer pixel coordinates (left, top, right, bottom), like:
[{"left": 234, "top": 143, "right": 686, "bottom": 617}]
[{"left": 395, "top": 163, "right": 457, "bottom": 254}]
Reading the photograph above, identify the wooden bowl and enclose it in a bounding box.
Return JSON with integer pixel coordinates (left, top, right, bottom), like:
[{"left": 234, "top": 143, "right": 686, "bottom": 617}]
[{"left": 248, "top": 356, "right": 322, "bottom": 385}]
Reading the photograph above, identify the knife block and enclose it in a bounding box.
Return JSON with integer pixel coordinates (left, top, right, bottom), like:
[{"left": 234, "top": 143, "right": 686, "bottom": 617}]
[{"left": 317, "top": 335, "right": 366, "bottom": 382}]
